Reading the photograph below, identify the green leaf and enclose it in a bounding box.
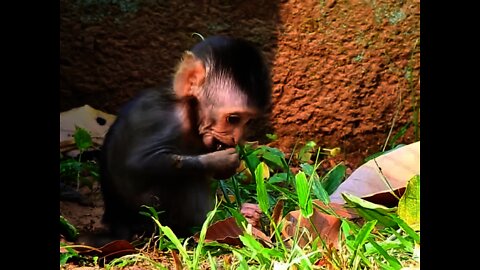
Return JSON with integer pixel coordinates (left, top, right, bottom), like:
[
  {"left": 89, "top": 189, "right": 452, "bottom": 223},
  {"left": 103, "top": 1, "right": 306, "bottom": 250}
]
[
  {"left": 342, "top": 193, "right": 398, "bottom": 227},
  {"left": 159, "top": 225, "right": 191, "bottom": 267},
  {"left": 73, "top": 126, "right": 93, "bottom": 152},
  {"left": 266, "top": 133, "right": 278, "bottom": 140},
  {"left": 262, "top": 151, "right": 286, "bottom": 170},
  {"left": 267, "top": 172, "right": 288, "bottom": 184},
  {"left": 194, "top": 205, "right": 218, "bottom": 269},
  {"left": 299, "top": 163, "right": 319, "bottom": 180},
  {"left": 295, "top": 171, "right": 313, "bottom": 218},
  {"left": 312, "top": 177, "right": 330, "bottom": 205},
  {"left": 321, "top": 163, "right": 346, "bottom": 195},
  {"left": 354, "top": 207, "right": 398, "bottom": 228},
  {"left": 350, "top": 220, "right": 377, "bottom": 266},
  {"left": 239, "top": 234, "right": 267, "bottom": 264},
  {"left": 388, "top": 228, "right": 414, "bottom": 252},
  {"left": 244, "top": 151, "right": 261, "bottom": 180},
  {"left": 60, "top": 215, "right": 79, "bottom": 240},
  {"left": 342, "top": 193, "right": 396, "bottom": 214},
  {"left": 255, "top": 162, "right": 270, "bottom": 215},
  {"left": 59, "top": 244, "right": 78, "bottom": 265},
  {"left": 391, "top": 215, "right": 420, "bottom": 243},
  {"left": 389, "top": 123, "right": 410, "bottom": 148},
  {"left": 60, "top": 159, "right": 82, "bottom": 173},
  {"left": 207, "top": 251, "right": 217, "bottom": 270},
  {"left": 233, "top": 250, "right": 250, "bottom": 270},
  {"left": 397, "top": 175, "right": 420, "bottom": 231},
  {"left": 297, "top": 141, "right": 316, "bottom": 163},
  {"left": 367, "top": 239, "right": 402, "bottom": 269}
]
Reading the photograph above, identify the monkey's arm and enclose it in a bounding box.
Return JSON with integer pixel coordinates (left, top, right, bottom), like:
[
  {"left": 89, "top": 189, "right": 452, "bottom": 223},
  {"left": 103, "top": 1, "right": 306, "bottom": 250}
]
[
  {"left": 124, "top": 130, "right": 239, "bottom": 179},
  {"left": 125, "top": 119, "right": 240, "bottom": 178},
  {"left": 117, "top": 89, "right": 239, "bottom": 179}
]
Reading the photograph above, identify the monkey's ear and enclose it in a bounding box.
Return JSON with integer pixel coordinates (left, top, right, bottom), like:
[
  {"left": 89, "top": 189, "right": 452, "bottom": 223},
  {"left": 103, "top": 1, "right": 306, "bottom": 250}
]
[{"left": 174, "top": 51, "right": 206, "bottom": 98}]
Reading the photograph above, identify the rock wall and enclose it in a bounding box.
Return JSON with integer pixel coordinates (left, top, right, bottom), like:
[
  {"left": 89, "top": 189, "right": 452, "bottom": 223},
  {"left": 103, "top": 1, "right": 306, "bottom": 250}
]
[{"left": 60, "top": 0, "right": 420, "bottom": 169}]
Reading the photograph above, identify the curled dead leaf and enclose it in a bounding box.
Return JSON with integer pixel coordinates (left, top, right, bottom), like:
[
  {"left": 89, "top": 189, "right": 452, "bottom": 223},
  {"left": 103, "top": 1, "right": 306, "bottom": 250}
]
[
  {"left": 76, "top": 240, "right": 137, "bottom": 264},
  {"left": 281, "top": 208, "right": 341, "bottom": 249},
  {"left": 194, "top": 217, "right": 272, "bottom": 247},
  {"left": 330, "top": 141, "right": 420, "bottom": 206}
]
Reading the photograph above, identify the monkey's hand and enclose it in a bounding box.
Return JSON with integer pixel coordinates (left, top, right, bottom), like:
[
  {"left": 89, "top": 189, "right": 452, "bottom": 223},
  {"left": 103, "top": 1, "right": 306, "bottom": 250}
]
[
  {"left": 199, "top": 148, "right": 240, "bottom": 179},
  {"left": 241, "top": 203, "right": 262, "bottom": 229}
]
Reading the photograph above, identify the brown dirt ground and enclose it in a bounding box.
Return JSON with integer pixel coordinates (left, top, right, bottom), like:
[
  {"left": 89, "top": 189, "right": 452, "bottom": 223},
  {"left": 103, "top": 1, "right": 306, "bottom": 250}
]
[{"left": 60, "top": 0, "right": 420, "bottom": 268}]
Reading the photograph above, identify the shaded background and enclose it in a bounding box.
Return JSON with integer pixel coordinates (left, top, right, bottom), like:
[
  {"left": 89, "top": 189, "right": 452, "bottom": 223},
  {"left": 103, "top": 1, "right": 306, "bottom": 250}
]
[{"left": 60, "top": 0, "right": 420, "bottom": 170}]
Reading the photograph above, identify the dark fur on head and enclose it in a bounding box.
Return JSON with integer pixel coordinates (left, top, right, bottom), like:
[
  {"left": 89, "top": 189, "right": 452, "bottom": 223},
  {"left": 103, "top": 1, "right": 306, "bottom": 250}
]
[{"left": 190, "top": 36, "right": 272, "bottom": 111}]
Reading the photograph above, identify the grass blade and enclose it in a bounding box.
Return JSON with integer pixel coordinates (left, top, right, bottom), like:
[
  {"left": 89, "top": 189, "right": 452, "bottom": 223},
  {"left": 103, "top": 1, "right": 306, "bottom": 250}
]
[
  {"left": 295, "top": 171, "right": 313, "bottom": 218},
  {"left": 349, "top": 220, "right": 377, "bottom": 267}
]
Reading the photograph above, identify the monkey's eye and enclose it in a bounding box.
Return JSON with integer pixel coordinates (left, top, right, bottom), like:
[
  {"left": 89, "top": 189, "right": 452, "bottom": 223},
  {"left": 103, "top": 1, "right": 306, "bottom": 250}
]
[{"left": 226, "top": 115, "right": 241, "bottom": 125}]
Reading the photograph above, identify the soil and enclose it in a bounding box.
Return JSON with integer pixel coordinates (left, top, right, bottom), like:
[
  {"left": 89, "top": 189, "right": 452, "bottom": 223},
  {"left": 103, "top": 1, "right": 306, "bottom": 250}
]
[{"left": 60, "top": 0, "right": 420, "bottom": 268}]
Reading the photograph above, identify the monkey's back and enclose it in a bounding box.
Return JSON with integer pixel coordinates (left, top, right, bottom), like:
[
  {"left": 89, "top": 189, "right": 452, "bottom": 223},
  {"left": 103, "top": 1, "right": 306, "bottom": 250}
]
[{"left": 99, "top": 88, "right": 213, "bottom": 238}]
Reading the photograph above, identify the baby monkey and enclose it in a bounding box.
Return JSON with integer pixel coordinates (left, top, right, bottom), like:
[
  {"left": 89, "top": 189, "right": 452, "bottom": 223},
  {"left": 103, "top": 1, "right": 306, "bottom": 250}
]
[{"left": 98, "top": 36, "right": 272, "bottom": 242}]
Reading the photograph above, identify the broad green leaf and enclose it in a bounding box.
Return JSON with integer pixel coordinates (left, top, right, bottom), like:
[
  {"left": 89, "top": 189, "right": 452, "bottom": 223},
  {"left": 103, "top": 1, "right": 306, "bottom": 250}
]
[
  {"left": 321, "top": 163, "right": 346, "bottom": 195},
  {"left": 262, "top": 151, "right": 285, "bottom": 170},
  {"left": 267, "top": 172, "right": 288, "bottom": 184},
  {"left": 239, "top": 234, "right": 268, "bottom": 264},
  {"left": 255, "top": 162, "right": 270, "bottom": 215},
  {"left": 354, "top": 207, "right": 397, "bottom": 228},
  {"left": 60, "top": 215, "right": 79, "bottom": 240},
  {"left": 342, "top": 193, "right": 396, "bottom": 214},
  {"left": 297, "top": 141, "right": 316, "bottom": 163},
  {"left": 397, "top": 175, "right": 420, "bottom": 231},
  {"left": 295, "top": 171, "right": 313, "bottom": 218},
  {"left": 73, "top": 126, "right": 93, "bottom": 152},
  {"left": 261, "top": 145, "right": 286, "bottom": 158},
  {"left": 245, "top": 151, "right": 260, "bottom": 169},
  {"left": 299, "top": 163, "right": 319, "bottom": 180},
  {"left": 342, "top": 193, "right": 398, "bottom": 227},
  {"left": 225, "top": 205, "right": 248, "bottom": 227},
  {"left": 59, "top": 244, "right": 78, "bottom": 265},
  {"left": 312, "top": 177, "right": 330, "bottom": 204},
  {"left": 300, "top": 163, "right": 331, "bottom": 203}
]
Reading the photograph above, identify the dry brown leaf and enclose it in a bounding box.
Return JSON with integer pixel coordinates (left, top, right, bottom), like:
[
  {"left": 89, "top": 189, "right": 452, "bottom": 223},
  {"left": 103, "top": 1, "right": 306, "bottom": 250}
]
[
  {"left": 76, "top": 240, "right": 137, "bottom": 263},
  {"left": 271, "top": 199, "right": 285, "bottom": 227},
  {"left": 330, "top": 141, "right": 420, "bottom": 205},
  {"left": 194, "top": 217, "right": 272, "bottom": 247},
  {"left": 281, "top": 208, "right": 341, "bottom": 248},
  {"left": 170, "top": 250, "right": 184, "bottom": 270}
]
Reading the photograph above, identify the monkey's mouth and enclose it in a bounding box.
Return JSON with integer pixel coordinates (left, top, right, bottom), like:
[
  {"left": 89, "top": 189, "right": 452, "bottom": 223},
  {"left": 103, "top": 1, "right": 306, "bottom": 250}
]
[{"left": 213, "top": 137, "right": 231, "bottom": 151}]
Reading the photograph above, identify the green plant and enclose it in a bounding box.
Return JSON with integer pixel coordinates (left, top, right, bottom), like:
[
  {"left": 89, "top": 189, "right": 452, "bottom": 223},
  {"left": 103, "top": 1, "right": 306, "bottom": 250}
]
[
  {"left": 60, "top": 126, "right": 99, "bottom": 190},
  {"left": 63, "top": 140, "right": 419, "bottom": 269}
]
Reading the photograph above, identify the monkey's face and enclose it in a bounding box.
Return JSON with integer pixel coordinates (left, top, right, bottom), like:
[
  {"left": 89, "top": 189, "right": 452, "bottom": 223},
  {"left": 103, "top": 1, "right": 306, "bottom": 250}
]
[{"left": 199, "top": 105, "right": 259, "bottom": 151}]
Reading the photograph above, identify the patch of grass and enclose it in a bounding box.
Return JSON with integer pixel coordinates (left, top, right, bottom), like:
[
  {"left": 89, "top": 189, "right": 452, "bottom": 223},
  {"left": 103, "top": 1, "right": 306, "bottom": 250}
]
[{"left": 61, "top": 140, "right": 419, "bottom": 269}]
